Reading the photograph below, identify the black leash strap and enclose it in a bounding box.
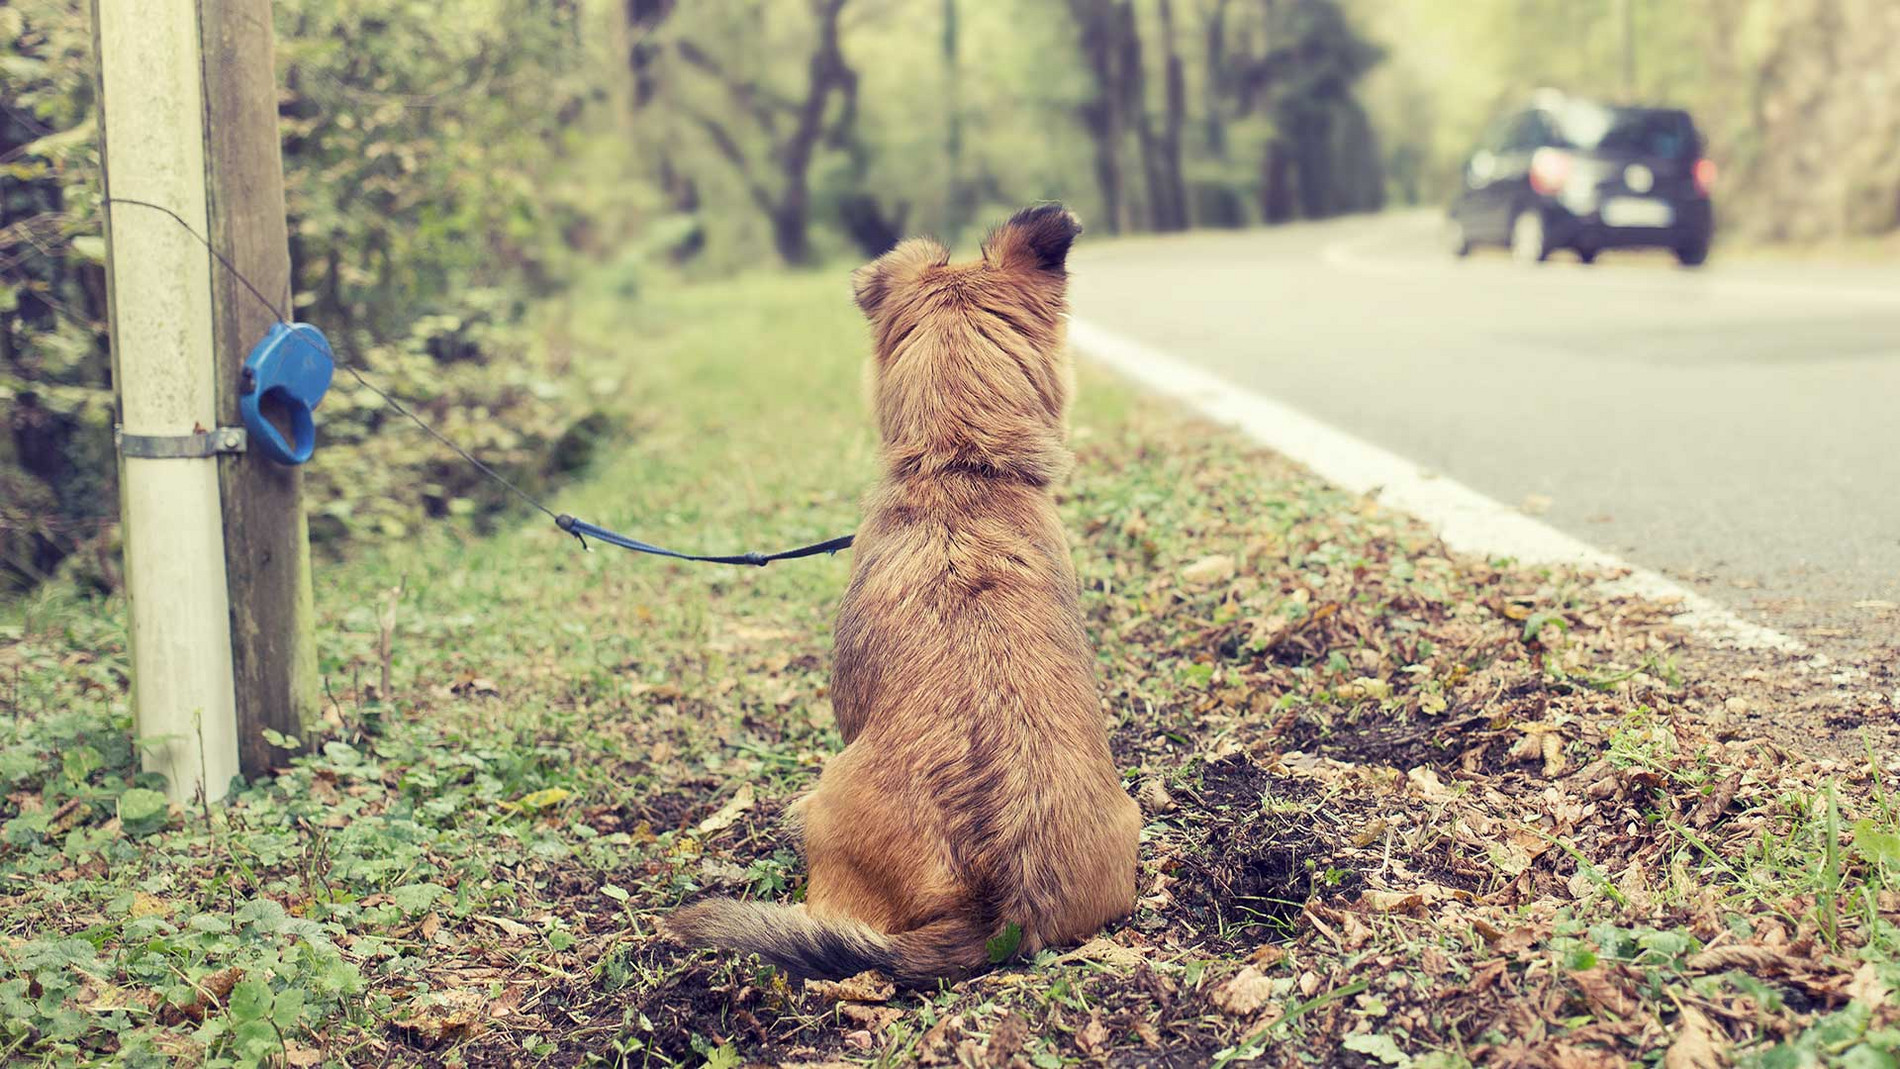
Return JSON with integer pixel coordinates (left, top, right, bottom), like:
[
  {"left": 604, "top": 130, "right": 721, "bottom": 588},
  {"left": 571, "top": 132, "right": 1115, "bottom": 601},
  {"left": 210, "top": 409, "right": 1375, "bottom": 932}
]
[{"left": 556, "top": 515, "right": 854, "bottom": 567}]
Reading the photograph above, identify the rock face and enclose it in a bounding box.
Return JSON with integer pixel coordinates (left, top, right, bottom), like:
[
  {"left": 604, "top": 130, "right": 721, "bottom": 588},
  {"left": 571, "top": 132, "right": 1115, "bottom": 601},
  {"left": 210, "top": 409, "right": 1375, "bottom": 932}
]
[{"left": 1722, "top": 0, "right": 1900, "bottom": 241}]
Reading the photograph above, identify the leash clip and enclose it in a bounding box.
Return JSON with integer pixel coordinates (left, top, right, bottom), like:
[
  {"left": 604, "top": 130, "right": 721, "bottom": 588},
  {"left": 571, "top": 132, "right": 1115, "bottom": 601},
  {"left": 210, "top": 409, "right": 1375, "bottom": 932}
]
[{"left": 555, "top": 514, "right": 592, "bottom": 551}]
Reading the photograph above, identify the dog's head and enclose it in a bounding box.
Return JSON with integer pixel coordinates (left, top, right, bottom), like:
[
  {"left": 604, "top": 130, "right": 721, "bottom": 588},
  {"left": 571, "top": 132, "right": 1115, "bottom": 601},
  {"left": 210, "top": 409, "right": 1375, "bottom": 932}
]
[{"left": 850, "top": 204, "right": 1082, "bottom": 482}]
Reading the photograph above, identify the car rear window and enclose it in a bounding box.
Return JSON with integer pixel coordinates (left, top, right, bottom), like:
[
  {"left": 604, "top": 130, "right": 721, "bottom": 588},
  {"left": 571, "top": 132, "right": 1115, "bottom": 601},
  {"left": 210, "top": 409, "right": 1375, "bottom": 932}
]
[{"left": 1553, "top": 103, "right": 1697, "bottom": 158}]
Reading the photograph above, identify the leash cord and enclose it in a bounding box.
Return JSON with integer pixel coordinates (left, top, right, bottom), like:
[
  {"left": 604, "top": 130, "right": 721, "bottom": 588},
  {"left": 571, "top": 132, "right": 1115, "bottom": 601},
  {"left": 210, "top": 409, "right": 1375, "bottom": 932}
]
[{"left": 100, "top": 196, "right": 855, "bottom": 566}]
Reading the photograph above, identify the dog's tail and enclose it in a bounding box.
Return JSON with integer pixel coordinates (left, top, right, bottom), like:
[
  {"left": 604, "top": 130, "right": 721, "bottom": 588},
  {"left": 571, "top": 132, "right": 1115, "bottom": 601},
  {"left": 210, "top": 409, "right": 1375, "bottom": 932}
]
[{"left": 663, "top": 899, "right": 992, "bottom": 986}]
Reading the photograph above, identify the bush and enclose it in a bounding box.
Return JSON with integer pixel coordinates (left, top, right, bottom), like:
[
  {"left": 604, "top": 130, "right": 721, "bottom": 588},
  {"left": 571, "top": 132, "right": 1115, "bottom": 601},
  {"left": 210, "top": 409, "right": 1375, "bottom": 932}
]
[{"left": 0, "top": 0, "right": 632, "bottom": 595}]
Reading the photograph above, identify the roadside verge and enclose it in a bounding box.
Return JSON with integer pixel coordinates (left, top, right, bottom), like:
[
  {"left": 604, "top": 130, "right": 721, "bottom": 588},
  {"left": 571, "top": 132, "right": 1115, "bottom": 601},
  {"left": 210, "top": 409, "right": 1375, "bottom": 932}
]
[{"left": 1069, "top": 316, "right": 1803, "bottom": 654}]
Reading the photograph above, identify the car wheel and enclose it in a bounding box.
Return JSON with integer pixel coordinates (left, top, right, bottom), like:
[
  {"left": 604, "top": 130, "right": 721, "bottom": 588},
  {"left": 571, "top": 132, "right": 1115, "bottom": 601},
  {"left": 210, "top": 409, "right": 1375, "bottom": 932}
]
[
  {"left": 1675, "top": 241, "right": 1709, "bottom": 267},
  {"left": 1510, "top": 209, "right": 1550, "bottom": 264},
  {"left": 1445, "top": 217, "right": 1472, "bottom": 258},
  {"left": 1576, "top": 247, "right": 1599, "bottom": 265}
]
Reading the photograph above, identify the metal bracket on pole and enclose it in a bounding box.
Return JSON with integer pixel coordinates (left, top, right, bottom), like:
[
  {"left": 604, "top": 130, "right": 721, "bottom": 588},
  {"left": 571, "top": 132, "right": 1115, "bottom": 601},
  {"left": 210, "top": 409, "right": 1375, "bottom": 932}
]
[{"left": 116, "top": 426, "right": 249, "bottom": 459}]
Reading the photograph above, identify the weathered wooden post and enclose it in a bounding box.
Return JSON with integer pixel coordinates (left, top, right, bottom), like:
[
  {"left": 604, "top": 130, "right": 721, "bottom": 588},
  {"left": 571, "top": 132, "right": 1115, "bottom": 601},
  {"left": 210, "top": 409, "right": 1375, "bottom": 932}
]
[
  {"left": 197, "top": 0, "right": 322, "bottom": 775},
  {"left": 93, "top": 0, "right": 317, "bottom": 801}
]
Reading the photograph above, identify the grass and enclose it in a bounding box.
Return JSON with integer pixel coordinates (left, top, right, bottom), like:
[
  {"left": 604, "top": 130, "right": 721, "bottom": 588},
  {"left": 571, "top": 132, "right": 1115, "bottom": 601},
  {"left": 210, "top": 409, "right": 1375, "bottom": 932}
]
[{"left": 2, "top": 265, "right": 1898, "bottom": 1067}]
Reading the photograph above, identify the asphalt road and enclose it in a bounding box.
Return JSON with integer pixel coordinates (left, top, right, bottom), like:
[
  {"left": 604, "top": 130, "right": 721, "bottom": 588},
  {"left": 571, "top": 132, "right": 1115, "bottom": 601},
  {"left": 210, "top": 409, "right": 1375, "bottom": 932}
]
[{"left": 1070, "top": 212, "right": 1900, "bottom": 651}]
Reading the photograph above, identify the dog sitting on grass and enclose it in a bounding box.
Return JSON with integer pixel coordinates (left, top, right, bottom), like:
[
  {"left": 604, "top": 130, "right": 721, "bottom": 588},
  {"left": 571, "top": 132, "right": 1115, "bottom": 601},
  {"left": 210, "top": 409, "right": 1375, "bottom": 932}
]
[{"left": 665, "top": 205, "right": 1141, "bottom": 985}]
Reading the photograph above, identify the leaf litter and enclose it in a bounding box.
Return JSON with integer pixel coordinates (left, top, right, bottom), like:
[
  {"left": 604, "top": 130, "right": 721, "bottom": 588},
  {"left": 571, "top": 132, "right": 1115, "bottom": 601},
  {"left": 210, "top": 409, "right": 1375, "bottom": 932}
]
[{"left": 2, "top": 276, "right": 1897, "bottom": 1067}]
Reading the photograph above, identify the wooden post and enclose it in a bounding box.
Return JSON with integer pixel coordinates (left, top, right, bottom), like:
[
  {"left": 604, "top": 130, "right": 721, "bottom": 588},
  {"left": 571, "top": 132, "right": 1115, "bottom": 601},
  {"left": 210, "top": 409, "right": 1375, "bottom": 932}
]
[
  {"left": 94, "top": 0, "right": 317, "bottom": 795},
  {"left": 198, "top": 0, "right": 321, "bottom": 775},
  {"left": 92, "top": 0, "right": 242, "bottom": 803}
]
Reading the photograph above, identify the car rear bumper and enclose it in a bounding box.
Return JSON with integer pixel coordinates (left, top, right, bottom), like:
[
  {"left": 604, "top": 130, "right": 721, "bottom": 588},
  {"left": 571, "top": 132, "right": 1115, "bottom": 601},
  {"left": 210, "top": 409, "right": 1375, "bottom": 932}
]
[{"left": 1548, "top": 199, "right": 1712, "bottom": 250}]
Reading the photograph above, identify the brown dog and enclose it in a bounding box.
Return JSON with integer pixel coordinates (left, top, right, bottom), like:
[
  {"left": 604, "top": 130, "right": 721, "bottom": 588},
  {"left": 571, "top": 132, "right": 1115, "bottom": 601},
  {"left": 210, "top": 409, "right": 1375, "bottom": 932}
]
[{"left": 665, "top": 205, "right": 1140, "bottom": 984}]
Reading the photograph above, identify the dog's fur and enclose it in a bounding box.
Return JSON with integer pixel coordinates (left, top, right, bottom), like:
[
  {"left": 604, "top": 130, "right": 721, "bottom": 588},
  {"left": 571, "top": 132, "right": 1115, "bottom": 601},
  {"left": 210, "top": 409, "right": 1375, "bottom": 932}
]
[{"left": 664, "top": 205, "right": 1140, "bottom": 985}]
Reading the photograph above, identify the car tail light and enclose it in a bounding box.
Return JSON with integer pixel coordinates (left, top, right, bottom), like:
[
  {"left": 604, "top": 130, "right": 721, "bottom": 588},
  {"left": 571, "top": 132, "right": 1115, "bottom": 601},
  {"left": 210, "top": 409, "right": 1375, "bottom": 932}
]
[
  {"left": 1694, "top": 158, "right": 1717, "bottom": 196},
  {"left": 1529, "top": 148, "right": 1572, "bottom": 196}
]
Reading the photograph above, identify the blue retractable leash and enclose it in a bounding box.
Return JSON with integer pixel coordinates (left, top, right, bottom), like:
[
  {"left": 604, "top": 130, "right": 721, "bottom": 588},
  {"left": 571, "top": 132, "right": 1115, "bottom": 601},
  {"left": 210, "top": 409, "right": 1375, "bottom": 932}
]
[
  {"left": 107, "top": 197, "right": 855, "bottom": 569},
  {"left": 241, "top": 322, "right": 335, "bottom": 465}
]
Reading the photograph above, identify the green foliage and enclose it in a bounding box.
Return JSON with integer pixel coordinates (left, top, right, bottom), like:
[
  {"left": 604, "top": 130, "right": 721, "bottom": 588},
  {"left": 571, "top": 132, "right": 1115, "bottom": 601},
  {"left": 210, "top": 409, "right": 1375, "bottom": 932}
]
[
  {"left": 987, "top": 921, "right": 1025, "bottom": 964},
  {"left": 274, "top": 0, "right": 608, "bottom": 336},
  {"left": 115, "top": 788, "right": 169, "bottom": 837},
  {"left": 1, "top": 0, "right": 115, "bottom": 594},
  {"left": 0, "top": 592, "right": 596, "bottom": 1063},
  {"left": 1, "top": 0, "right": 640, "bottom": 596}
]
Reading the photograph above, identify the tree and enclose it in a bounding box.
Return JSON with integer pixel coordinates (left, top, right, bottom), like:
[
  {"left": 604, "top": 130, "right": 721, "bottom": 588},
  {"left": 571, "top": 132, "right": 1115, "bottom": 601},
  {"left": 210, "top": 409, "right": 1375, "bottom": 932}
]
[
  {"left": 651, "top": 0, "right": 856, "bottom": 265},
  {"left": 1151, "top": 0, "right": 1191, "bottom": 230},
  {"left": 1065, "top": 0, "right": 1140, "bottom": 234},
  {"left": 1220, "top": 0, "right": 1383, "bottom": 222}
]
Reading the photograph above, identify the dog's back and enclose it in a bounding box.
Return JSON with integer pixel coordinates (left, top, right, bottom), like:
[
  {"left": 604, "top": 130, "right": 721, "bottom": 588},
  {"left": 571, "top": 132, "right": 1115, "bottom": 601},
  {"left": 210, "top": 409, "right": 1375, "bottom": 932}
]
[{"left": 666, "top": 206, "right": 1140, "bottom": 983}]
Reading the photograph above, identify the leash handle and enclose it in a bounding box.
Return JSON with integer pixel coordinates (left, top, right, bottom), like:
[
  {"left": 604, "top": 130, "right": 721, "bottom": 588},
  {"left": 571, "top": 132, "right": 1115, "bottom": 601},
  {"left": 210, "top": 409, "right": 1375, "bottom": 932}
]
[{"left": 555, "top": 514, "right": 854, "bottom": 567}]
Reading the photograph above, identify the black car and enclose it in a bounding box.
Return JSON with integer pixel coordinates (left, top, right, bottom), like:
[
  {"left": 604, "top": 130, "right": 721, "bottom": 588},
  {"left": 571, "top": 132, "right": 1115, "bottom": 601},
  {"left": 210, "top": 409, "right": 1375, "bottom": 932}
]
[{"left": 1448, "top": 92, "right": 1715, "bottom": 266}]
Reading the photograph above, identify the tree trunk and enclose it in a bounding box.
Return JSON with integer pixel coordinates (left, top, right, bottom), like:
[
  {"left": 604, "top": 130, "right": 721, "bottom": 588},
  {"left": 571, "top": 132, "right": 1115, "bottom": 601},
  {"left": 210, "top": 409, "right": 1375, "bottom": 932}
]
[
  {"left": 1155, "top": 0, "right": 1190, "bottom": 229},
  {"left": 1292, "top": 109, "right": 1331, "bottom": 218},
  {"left": 770, "top": 0, "right": 851, "bottom": 265},
  {"left": 664, "top": 0, "right": 853, "bottom": 265},
  {"left": 1125, "top": 3, "right": 1168, "bottom": 231},
  {"left": 1067, "top": 0, "right": 1131, "bottom": 233},
  {"left": 1260, "top": 140, "right": 1296, "bottom": 224},
  {"left": 771, "top": 203, "right": 812, "bottom": 265},
  {"left": 1200, "top": 0, "right": 1230, "bottom": 159}
]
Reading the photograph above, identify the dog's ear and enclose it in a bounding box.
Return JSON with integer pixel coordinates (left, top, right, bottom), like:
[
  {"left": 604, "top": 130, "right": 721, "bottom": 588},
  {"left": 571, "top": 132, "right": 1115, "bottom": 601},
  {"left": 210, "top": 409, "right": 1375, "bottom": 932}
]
[
  {"left": 853, "top": 237, "right": 949, "bottom": 318},
  {"left": 851, "top": 261, "right": 889, "bottom": 318},
  {"left": 984, "top": 204, "right": 1082, "bottom": 274}
]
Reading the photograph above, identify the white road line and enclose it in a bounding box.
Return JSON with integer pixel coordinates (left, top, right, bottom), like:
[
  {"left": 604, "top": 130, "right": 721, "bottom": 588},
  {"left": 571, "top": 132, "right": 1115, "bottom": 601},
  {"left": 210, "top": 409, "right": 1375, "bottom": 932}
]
[{"left": 1068, "top": 317, "right": 1804, "bottom": 652}]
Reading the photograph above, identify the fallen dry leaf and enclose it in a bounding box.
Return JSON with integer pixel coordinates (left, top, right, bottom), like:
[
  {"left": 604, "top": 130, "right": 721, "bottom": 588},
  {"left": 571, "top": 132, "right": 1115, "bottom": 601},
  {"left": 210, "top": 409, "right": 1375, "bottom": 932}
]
[
  {"left": 1360, "top": 889, "right": 1424, "bottom": 913},
  {"left": 839, "top": 1002, "right": 903, "bottom": 1032},
  {"left": 1663, "top": 1004, "right": 1727, "bottom": 1069},
  {"left": 478, "top": 913, "right": 533, "bottom": 938},
  {"left": 393, "top": 990, "right": 487, "bottom": 1044},
  {"left": 1180, "top": 554, "right": 1236, "bottom": 587},
  {"left": 1247, "top": 944, "right": 1287, "bottom": 968},
  {"left": 162, "top": 965, "right": 243, "bottom": 1024},
  {"left": 807, "top": 969, "right": 895, "bottom": 1003},
  {"left": 1571, "top": 966, "right": 1637, "bottom": 1018},
  {"left": 1406, "top": 766, "right": 1457, "bottom": 801},
  {"left": 1055, "top": 936, "right": 1151, "bottom": 970},
  {"left": 1212, "top": 965, "right": 1277, "bottom": 1016},
  {"left": 1077, "top": 1012, "right": 1111, "bottom": 1060},
  {"left": 1337, "top": 676, "right": 1391, "bottom": 701},
  {"left": 1350, "top": 818, "right": 1390, "bottom": 847},
  {"left": 1846, "top": 961, "right": 1890, "bottom": 1008},
  {"left": 917, "top": 1013, "right": 962, "bottom": 1065},
  {"left": 982, "top": 1011, "right": 1030, "bottom": 1067},
  {"left": 695, "top": 783, "right": 756, "bottom": 835},
  {"left": 1545, "top": 1043, "right": 1627, "bottom": 1068},
  {"left": 1137, "top": 778, "right": 1176, "bottom": 813}
]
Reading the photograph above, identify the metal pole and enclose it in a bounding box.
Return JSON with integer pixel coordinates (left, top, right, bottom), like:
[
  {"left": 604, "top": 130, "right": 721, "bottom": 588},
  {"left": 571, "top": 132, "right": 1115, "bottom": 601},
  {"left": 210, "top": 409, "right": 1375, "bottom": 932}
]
[{"left": 92, "top": 0, "right": 242, "bottom": 803}]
